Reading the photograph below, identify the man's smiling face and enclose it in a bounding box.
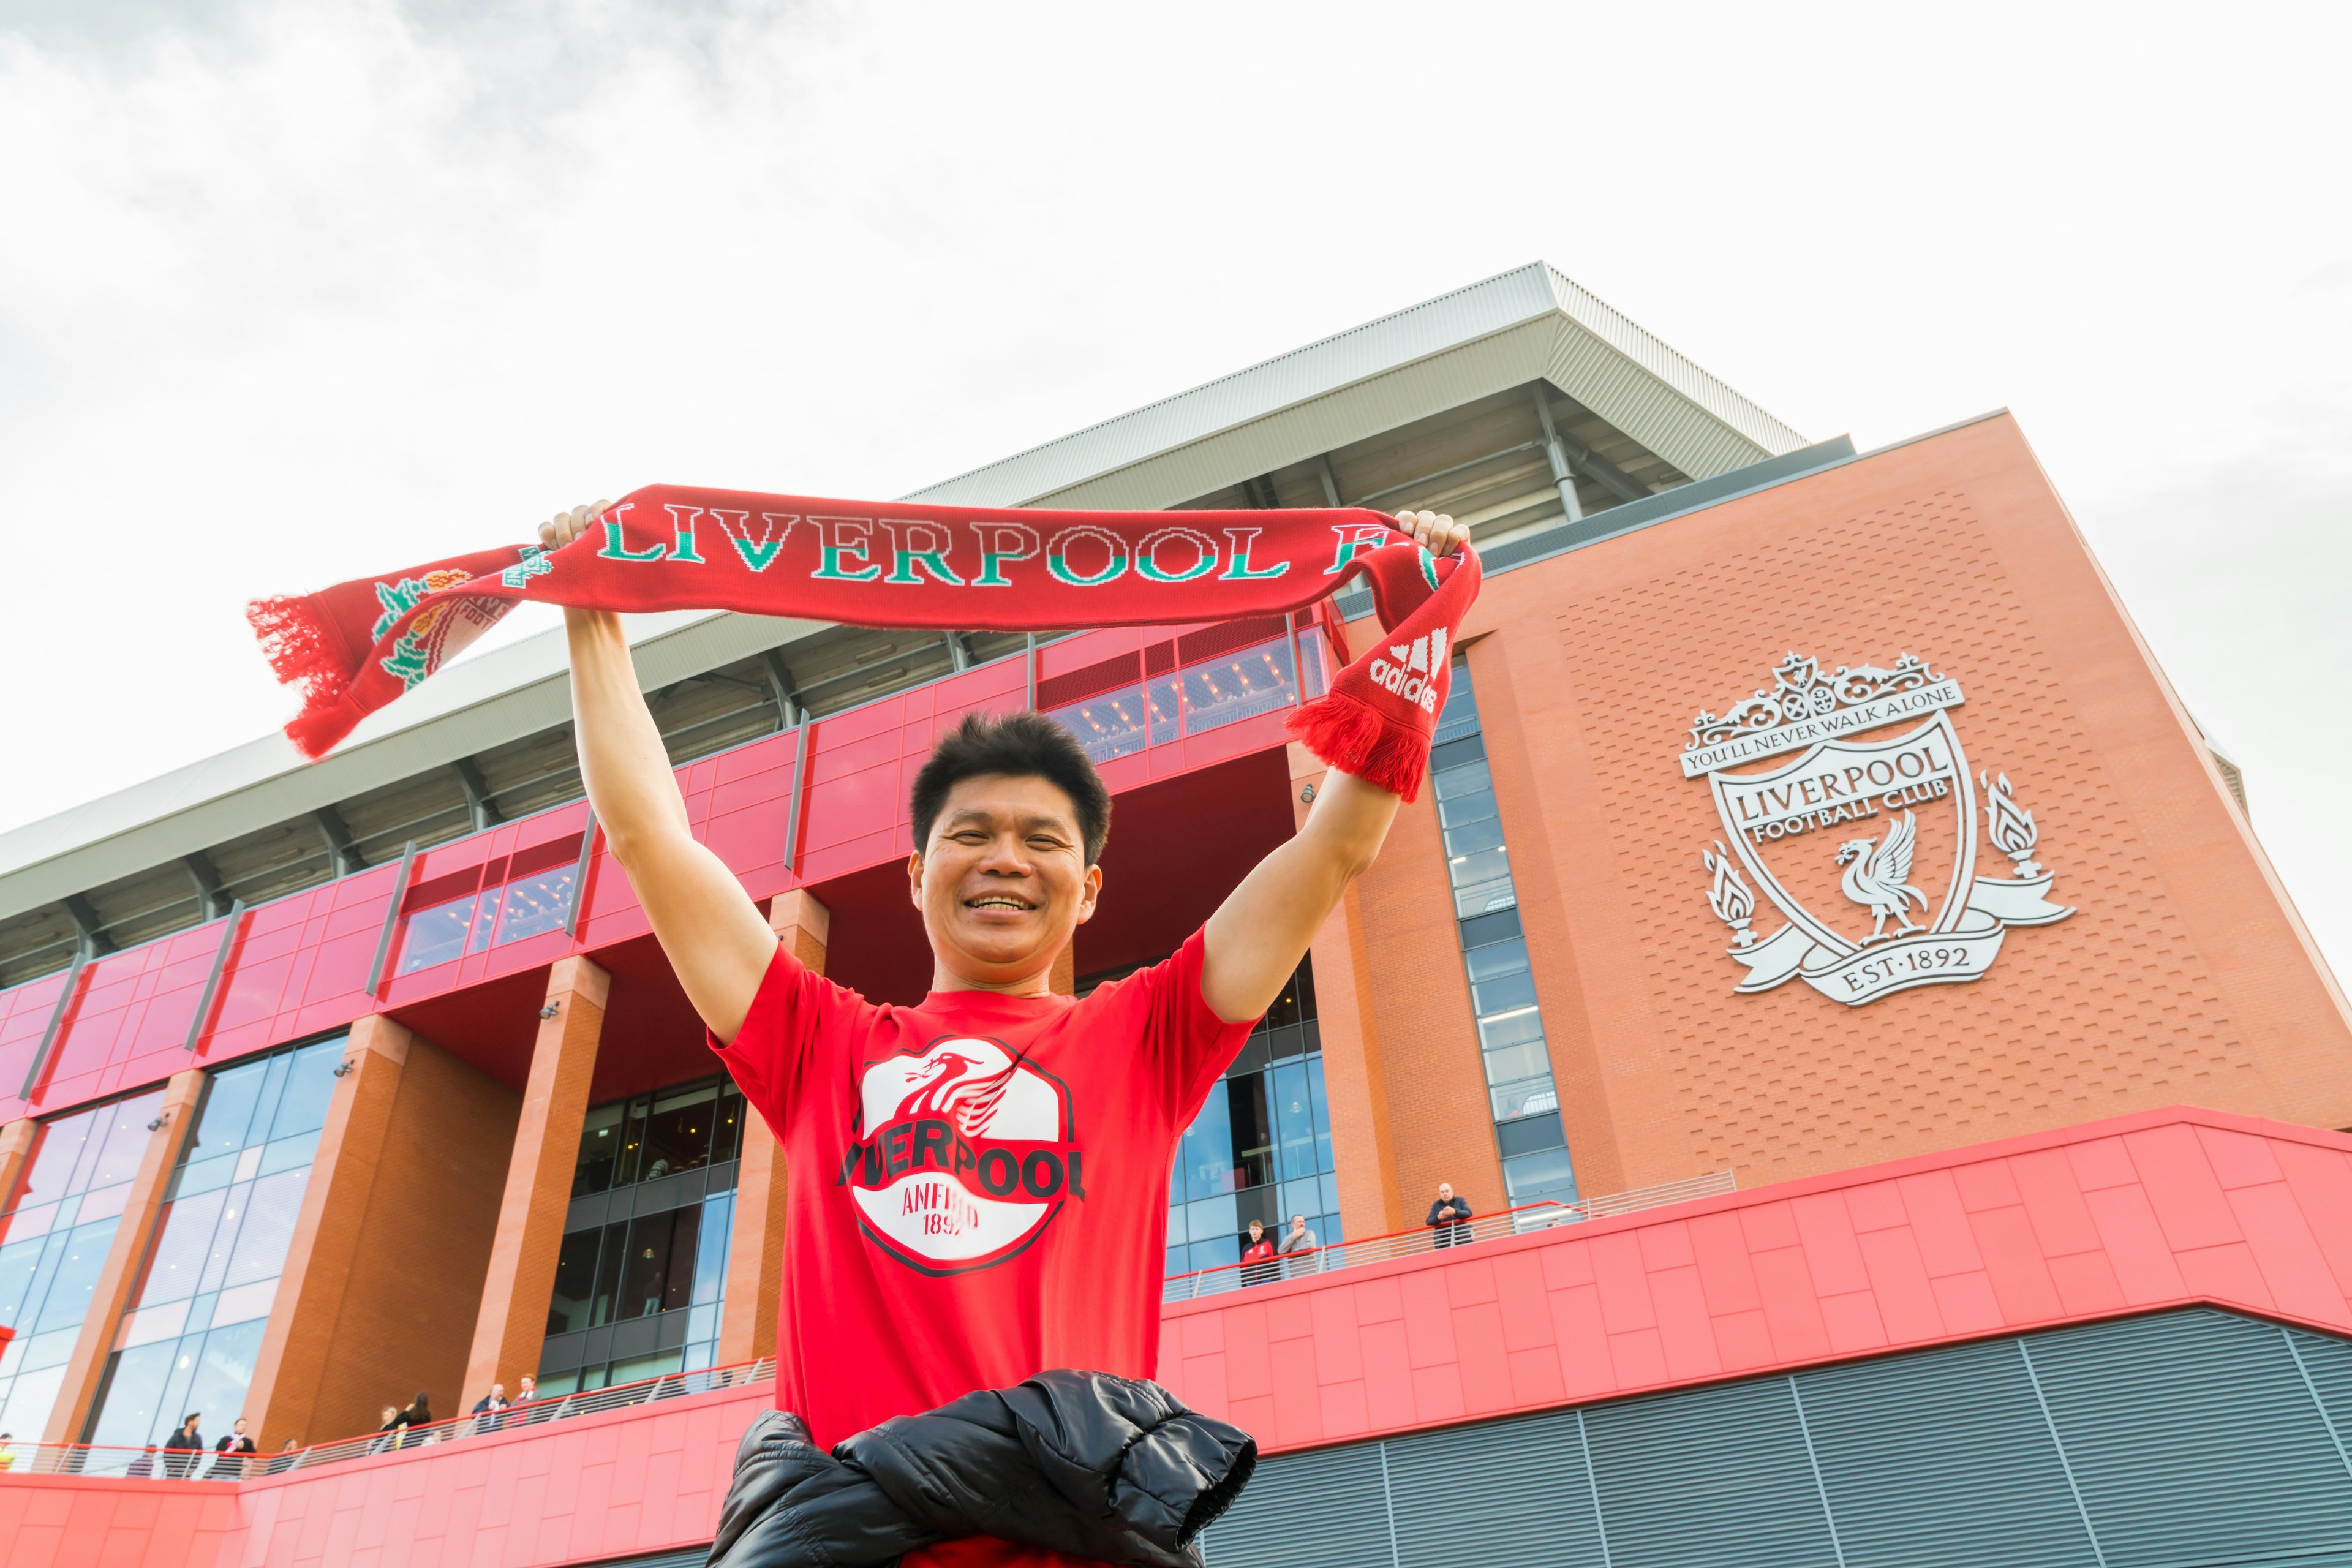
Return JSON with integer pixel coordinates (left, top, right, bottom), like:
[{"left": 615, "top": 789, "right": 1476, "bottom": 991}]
[{"left": 910, "top": 772, "right": 1101, "bottom": 992}]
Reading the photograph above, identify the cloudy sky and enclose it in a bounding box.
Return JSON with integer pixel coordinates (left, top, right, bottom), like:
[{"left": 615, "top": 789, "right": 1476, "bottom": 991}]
[{"left": 2, "top": 1, "right": 2346, "bottom": 976}]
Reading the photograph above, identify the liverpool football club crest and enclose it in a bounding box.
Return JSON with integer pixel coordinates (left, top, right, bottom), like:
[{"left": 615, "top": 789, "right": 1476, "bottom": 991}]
[{"left": 1681, "top": 652, "right": 2072, "bottom": 1006}]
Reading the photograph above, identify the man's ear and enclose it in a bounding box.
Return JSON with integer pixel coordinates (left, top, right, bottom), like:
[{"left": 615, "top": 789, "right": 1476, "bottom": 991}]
[
  {"left": 907, "top": 850, "right": 925, "bottom": 910},
  {"left": 1074, "top": 861, "right": 1103, "bottom": 924}
]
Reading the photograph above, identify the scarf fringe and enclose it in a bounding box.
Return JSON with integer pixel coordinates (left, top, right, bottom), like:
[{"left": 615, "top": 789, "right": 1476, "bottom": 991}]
[
  {"left": 246, "top": 594, "right": 353, "bottom": 759},
  {"left": 1286, "top": 691, "right": 1430, "bottom": 804}
]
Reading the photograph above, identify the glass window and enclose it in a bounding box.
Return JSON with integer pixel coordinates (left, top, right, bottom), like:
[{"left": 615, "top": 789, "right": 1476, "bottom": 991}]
[
  {"left": 1272, "top": 1060, "right": 1316, "bottom": 1183},
  {"left": 617, "top": 1204, "right": 701, "bottom": 1321},
  {"left": 590, "top": 1219, "right": 627, "bottom": 1327},
  {"left": 1464, "top": 939, "right": 1530, "bottom": 982},
  {"left": 1306, "top": 1055, "right": 1333, "bottom": 1175},
  {"left": 573, "top": 1102, "right": 625, "bottom": 1197},
  {"left": 497, "top": 868, "right": 576, "bottom": 944},
  {"left": 398, "top": 894, "right": 477, "bottom": 974},
  {"left": 222, "top": 1169, "right": 306, "bottom": 1289},
  {"left": 639, "top": 1084, "right": 720, "bottom": 1180},
  {"left": 1437, "top": 786, "right": 1498, "bottom": 832},
  {"left": 1049, "top": 683, "right": 1153, "bottom": 765},
  {"left": 571, "top": 1078, "right": 744, "bottom": 1197},
  {"left": 1482, "top": 1042, "right": 1550, "bottom": 1087},
  {"left": 1453, "top": 875, "right": 1518, "bottom": 919},
  {"left": 692, "top": 1192, "right": 733, "bottom": 1308},
  {"left": 1437, "top": 655, "right": 1578, "bottom": 1215},
  {"left": 1225, "top": 1077, "right": 1275, "bottom": 1193},
  {"left": 1180, "top": 639, "right": 1297, "bottom": 735},
  {"left": 1502, "top": 1147, "right": 1578, "bottom": 1205},
  {"left": 0, "top": 1088, "right": 165, "bottom": 1440},
  {"left": 83, "top": 1037, "right": 344, "bottom": 1450},
  {"left": 547, "top": 1227, "right": 603, "bottom": 1336},
  {"left": 1472, "top": 969, "right": 1540, "bottom": 1017},
  {"left": 1165, "top": 957, "right": 1338, "bottom": 1273},
  {"left": 712, "top": 1091, "right": 744, "bottom": 1167},
  {"left": 1477, "top": 1009, "right": 1545, "bottom": 1052},
  {"left": 266, "top": 1042, "right": 342, "bottom": 1143},
  {"left": 546, "top": 1187, "right": 739, "bottom": 1388},
  {"left": 32, "top": 1216, "right": 121, "bottom": 1335},
  {"left": 138, "top": 1187, "right": 225, "bottom": 1305},
  {"left": 1178, "top": 1085, "right": 1234, "bottom": 1202},
  {"left": 1431, "top": 760, "right": 1493, "bottom": 802},
  {"left": 1490, "top": 1077, "right": 1559, "bottom": 1121},
  {"left": 1442, "top": 813, "right": 1507, "bottom": 859}
]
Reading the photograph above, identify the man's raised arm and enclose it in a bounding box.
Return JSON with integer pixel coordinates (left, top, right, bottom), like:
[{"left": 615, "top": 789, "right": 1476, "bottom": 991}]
[
  {"left": 1200, "top": 510, "right": 1469, "bottom": 1024},
  {"left": 546, "top": 503, "right": 778, "bottom": 1042}
]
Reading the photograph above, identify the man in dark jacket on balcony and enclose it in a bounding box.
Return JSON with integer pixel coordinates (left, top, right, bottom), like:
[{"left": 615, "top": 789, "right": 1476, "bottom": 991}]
[
  {"left": 1427, "top": 1183, "right": 1474, "bottom": 1249},
  {"left": 162, "top": 1414, "right": 205, "bottom": 1478}
]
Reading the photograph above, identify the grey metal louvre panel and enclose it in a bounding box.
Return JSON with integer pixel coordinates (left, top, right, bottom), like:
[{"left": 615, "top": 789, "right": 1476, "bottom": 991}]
[
  {"left": 1584, "top": 1374, "right": 1838, "bottom": 1568},
  {"left": 2286, "top": 1325, "right": 2352, "bottom": 1461},
  {"left": 1200, "top": 1441, "right": 1394, "bottom": 1568},
  {"left": 2026, "top": 1309, "right": 2352, "bottom": 1567},
  {"left": 1798, "top": 1336, "right": 2098, "bottom": 1568},
  {"left": 1384, "top": 1409, "right": 1605, "bottom": 1567}
]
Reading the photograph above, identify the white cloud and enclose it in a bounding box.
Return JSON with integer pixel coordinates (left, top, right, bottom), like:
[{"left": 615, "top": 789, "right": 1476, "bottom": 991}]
[{"left": 1, "top": 0, "right": 2346, "bottom": 980}]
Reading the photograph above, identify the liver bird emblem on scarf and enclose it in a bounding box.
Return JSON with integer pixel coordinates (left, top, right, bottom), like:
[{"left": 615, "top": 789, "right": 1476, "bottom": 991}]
[{"left": 1835, "top": 811, "right": 1930, "bottom": 941}]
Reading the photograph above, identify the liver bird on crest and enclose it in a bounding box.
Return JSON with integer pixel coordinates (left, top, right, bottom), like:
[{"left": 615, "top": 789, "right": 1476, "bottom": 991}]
[{"left": 1835, "top": 810, "right": 1929, "bottom": 941}]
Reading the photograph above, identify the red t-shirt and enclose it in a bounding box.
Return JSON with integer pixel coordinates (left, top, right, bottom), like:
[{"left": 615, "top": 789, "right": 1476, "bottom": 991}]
[{"left": 711, "top": 927, "right": 1253, "bottom": 1568}]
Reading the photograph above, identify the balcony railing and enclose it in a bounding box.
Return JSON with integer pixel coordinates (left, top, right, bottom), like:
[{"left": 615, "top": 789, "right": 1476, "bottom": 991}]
[
  {"left": 0, "top": 1356, "right": 777, "bottom": 1481},
  {"left": 1161, "top": 1171, "right": 1738, "bottom": 1303}
]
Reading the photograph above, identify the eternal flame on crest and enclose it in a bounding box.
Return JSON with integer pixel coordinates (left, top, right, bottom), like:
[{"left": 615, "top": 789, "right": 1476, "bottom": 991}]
[{"left": 1680, "top": 651, "right": 2073, "bottom": 1006}]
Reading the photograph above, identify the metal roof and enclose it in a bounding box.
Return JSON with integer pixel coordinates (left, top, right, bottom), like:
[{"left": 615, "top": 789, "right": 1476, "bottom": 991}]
[
  {"left": 0, "top": 261, "right": 1803, "bottom": 922},
  {"left": 908, "top": 262, "right": 1803, "bottom": 510}
]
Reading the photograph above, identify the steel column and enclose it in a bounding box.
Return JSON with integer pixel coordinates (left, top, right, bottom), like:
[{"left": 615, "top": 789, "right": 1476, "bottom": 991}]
[{"left": 1531, "top": 385, "right": 1585, "bottom": 524}]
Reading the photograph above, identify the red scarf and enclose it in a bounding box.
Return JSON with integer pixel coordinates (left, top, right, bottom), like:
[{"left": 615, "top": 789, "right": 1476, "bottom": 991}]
[{"left": 248, "top": 486, "right": 1480, "bottom": 801}]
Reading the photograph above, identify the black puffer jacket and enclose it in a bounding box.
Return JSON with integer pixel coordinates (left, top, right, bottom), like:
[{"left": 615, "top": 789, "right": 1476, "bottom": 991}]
[{"left": 707, "top": 1370, "right": 1256, "bottom": 1567}]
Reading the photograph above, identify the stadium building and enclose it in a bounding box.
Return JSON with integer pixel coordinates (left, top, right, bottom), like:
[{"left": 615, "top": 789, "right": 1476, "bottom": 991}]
[{"left": 2, "top": 263, "right": 2351, "bottom": 1567}]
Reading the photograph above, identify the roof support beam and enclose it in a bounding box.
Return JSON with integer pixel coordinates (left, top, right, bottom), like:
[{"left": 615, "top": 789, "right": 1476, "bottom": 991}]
[
  {"left": 760, "top": 649, "right": 802, "bottom": 727},
  {"left": 1351, "top": 442, "right": 1543, "bottom": 510},
  {"left": 1531, "top": 385, "right": 1586, "bottom": 524},
  {"left": 183, "top": 851, "right": 228, "bottom": 920},
  {"left": 452, "top": 758, "right": 501, "bottom": 833},
  {"left": 61, "top": 893, "right": 115, "bottom": 959},
  {"left": 1537, "top": 383, "right": 1653, "bottom": 506},
  {"left": 313, "top": 805, "right": 364, "bottom": 876},
  {"left": 944, "top": 632, "right": 972, "bottom": 673},
  {"left": 1317, "top": 456, "right": 1344, "bottom": 508},
  {"left": 1243, "top": 474, "right": 1281, "bottom": 510}
]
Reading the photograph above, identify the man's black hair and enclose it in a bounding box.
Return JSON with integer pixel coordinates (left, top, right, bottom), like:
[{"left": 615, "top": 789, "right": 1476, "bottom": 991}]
[{"left": 910, "top": 711, "right": 1112, "bottom": 865}]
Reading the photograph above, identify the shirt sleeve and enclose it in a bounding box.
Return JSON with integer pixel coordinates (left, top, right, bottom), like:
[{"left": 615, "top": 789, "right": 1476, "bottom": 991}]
[
  {"left": 709, "top": 941, "right": 872, "bottom": 1133},
  {"left": 1121, "top": 926, "right": 1257, "bottom": 1129}
]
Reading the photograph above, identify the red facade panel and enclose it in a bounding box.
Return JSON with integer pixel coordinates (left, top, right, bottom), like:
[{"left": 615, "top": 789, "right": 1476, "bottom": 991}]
[{"left": 1152, "top": 1105, "right": 2352, "bottom": 1457}]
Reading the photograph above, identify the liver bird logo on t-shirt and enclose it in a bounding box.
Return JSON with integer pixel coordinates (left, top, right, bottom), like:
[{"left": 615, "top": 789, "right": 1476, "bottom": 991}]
[
  {"left": 893, "top": 1049, "right": 1016, "bottom": 1138},
  {"left": 843, "top": 1036, "right": 1084, "bottom": 1276}
]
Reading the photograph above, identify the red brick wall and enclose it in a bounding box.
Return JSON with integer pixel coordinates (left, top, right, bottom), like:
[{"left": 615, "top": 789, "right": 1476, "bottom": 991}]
[{"left": 1373, "top": 413, "right": 2352, "bottom": 1196}]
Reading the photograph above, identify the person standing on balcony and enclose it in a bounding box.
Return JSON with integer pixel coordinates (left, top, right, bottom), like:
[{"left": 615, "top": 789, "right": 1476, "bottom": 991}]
[
  {"left": 541, "top": 499, "right": 1472, "bottom": 1568},
  {"left": 1427, "top": 1183, "right": 1474, "bottom": 1249},
  {"left": 163, "top": 1413, "right": 205, "bottom": 1478},
  {"left": 1240, "top": 1219, "right": 1278, "bottom": 1286},
  {"left": 472, "top": 1382, "right": 511, "bottom": 1434},
  {"left": 210, "top": 1417, "right": 257, "bottom": 1479},
  {"left": 266, "top": 1438, "right": 305, "bottom": 1475},
  {"left": 1279, "top": 1213, "right": 1321, "bottom": 1277}
]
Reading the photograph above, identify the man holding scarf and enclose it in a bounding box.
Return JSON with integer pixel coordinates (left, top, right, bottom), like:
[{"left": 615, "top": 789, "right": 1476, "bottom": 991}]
[{"left": 533, "top": 498, "right": 1471, "bottom": 1567}]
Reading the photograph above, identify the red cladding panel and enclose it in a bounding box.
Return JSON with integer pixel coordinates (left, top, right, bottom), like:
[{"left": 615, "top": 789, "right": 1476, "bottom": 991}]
[{"left": 1147, "top": 1106, "right": 2352, "bottom": 1458}]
